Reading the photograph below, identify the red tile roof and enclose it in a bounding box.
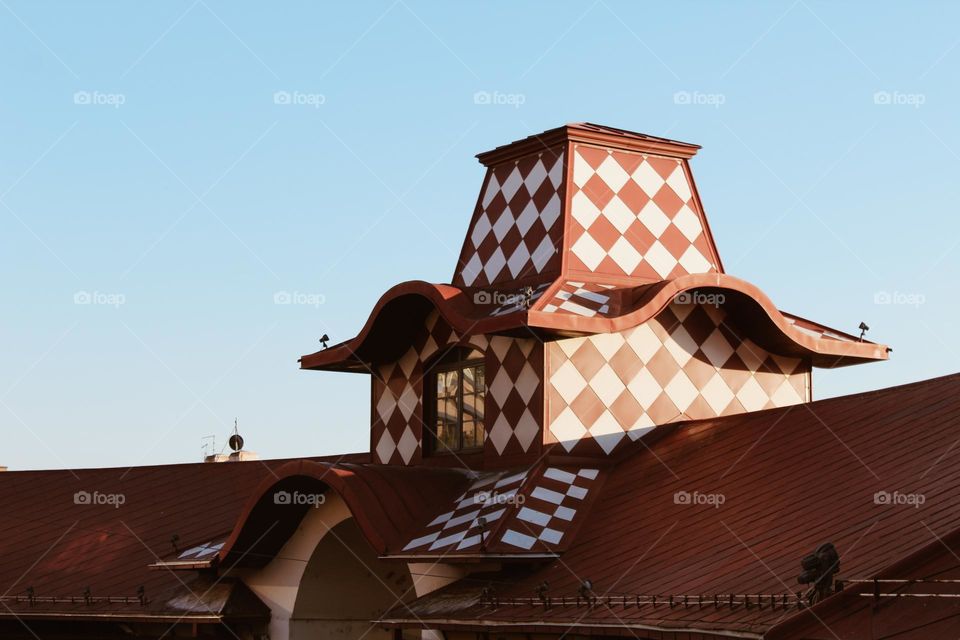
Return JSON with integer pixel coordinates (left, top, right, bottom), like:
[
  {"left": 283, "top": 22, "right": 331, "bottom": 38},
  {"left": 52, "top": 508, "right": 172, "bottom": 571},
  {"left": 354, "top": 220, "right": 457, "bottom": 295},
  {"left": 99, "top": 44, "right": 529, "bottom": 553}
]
[
  {"left": 0, "top": 452, "right": 467, "bottom": 623},
  {"left": 386, "top": 373, "right": 960, "bottom": 637}
]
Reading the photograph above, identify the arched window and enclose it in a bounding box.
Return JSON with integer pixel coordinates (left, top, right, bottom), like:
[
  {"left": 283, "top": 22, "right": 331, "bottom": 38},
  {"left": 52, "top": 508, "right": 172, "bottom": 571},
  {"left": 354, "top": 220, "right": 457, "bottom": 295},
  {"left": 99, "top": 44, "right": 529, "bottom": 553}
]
[{"left": 425, "top": 347, "right": 485, "bottom": 454}]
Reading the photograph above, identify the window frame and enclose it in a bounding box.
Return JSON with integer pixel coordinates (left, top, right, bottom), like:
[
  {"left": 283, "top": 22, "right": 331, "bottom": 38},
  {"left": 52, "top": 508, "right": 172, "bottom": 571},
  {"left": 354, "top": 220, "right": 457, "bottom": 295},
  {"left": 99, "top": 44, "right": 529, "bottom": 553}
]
[{"left": 424, "top": 348, "right": 486, "bottom": 455}]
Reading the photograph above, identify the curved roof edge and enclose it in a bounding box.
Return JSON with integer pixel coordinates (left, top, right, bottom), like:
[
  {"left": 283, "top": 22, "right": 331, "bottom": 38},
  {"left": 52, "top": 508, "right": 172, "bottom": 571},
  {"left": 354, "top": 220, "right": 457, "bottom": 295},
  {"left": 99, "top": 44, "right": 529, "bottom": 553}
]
[
  {"left": 299, "top": 276, "right": 889, "bottom": 371},
  {"left": 217, "top": 460, "right": 471, "bottom": 566}
]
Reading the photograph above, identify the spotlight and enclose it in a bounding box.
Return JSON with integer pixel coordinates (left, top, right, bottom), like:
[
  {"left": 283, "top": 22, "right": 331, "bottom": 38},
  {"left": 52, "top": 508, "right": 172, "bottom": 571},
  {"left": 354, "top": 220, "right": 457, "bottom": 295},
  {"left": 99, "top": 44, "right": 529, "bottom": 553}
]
[
  {"left": 319, "top": 334, "right": 330, "bottom": 349},
  {"left": 858, "top": 322, "right": 869, "bottom": 341}
]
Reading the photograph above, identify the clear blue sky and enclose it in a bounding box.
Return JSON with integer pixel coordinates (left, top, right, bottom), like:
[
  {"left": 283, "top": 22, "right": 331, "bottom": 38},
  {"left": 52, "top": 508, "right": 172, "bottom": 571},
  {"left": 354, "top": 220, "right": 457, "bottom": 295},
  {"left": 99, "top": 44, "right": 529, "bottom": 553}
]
[{"left": 1, "top": 1, "right": 957, "bottom": 470}]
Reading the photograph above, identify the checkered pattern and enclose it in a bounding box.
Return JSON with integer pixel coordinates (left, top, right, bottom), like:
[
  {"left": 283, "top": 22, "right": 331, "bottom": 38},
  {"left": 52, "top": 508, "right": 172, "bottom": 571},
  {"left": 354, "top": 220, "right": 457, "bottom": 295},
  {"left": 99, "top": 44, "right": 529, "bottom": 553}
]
[
  {"left": 177, "top": 540, "right": 224, "bottom": 560},
  {"left": 372, "top": 311, "right": 489, "bottom": 465},
  {"left": 402, "top": 470, "right": 528, "bottom": 552},
  {"left": 541, "top": 281, "right": 617, "bottom": 317},
  {"left": 455, "top": 149, "right": 565, "bottom": 288},
  {"left": 500, "top": 467, "right": 599, "bottom": 551},
  {"left": 568, "top": 145, "right": 719, "bottom": 280},
  {"left": 546, "top": 301, "right": 810, "bottom": 455},
  {"left": 485, "top": 337, "right": 543, "bottom": 456}
]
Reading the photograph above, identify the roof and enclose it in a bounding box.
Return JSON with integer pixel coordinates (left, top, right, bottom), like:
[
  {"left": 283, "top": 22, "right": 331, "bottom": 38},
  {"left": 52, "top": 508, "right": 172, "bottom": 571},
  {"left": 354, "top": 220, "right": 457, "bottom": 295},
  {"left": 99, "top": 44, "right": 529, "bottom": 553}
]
[
  {"left": 384, "top": 372, "right": 960, "bottom": 637},
  {"left": 0, "top": 452, "right": 468, "bottom": 622},
  {"left": 389, "top": 462, "right": 607, "bottom": 559},
  {"left": 299, "top": 274, "right": 889, "bottom": 371},
  {"left": 475, "top": 123, "right": 702, "bottom": 166},
  {"left": 300, "top": 122, "right": 889, "bottom": 372}
]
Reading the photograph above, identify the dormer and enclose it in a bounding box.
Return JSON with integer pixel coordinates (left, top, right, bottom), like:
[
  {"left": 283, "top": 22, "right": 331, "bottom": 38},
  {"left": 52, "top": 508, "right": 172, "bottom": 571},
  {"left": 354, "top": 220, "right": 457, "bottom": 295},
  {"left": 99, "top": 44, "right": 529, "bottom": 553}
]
[{"left": 301, "top": 124, "right": 889, "bottom": 469}]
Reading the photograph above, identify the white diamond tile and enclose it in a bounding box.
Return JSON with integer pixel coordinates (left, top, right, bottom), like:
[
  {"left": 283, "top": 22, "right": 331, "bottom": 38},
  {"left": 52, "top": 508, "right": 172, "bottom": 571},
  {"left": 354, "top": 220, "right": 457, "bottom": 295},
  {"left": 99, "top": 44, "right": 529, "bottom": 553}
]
[
  {"left": 673, "top": 204, "right": 702, "bottom": 242},
  {"left": 589, "top": 410, "right": 625, "bottom": 454},
  {"left": 626, "top": 324, "right": 662, "bottom": 363},
  {"left": 665, "top": 163, "right": 691, "bottom": 201},
  {"left": 571, "top": 233, "right": 606, "bottom": 271},
  {"left": 771, "top": 378, "right": 802, "bottom": 406},
  {"left": 638, "top": 201, "right": 670, "bottom": 238},
  {"left": 396, "top": 427, "right": 419, "bottom": 464},
  {"left": 603, "top": 195, "right": 637, "bottom": 233},
  {"left": 664, "top": 326, "right": 696, "bottom": 367},
  {"left": 701, "top": 373, "right": 735, "bottom": 414},
  {"left": 644, "top": 241, "right": 678, "bottom": 278},
  {"left": 571, "top": 190, "right": 601, "bottom": 229},
  {"left": 626, "top": 367, "right": 662, "bottom": 410},
  {"left": 375, "top": 430, "right": 396, "bottom": 464},
  {"left": 608, "top": 236, "right": 642, "bottom": 274},
  {"left": 737, "top": 376, "right": 768, "bottom": 412},
  {"left": 550, "top": 407, "right": 588, "bottom": 451},
  {"left": 632, "top": 161, "right": 665, "bottom": 195},
  {"left": 589, "top": 364, "right": 626, "bottom": 407},
  {"left": 702, "top": 328, "right": 735, "bottom": 367},
  {"left": 665, "top": 370, "right": 699, "bottom": 413},
  {"left": 679, "top": 246, "right": 712, "bottom": 274},
  {"left": 500, "top": 167, "right": 523, "bottom": 201},
  {"left": 551, "top": 360, "right": 588, "bottom": 404}
]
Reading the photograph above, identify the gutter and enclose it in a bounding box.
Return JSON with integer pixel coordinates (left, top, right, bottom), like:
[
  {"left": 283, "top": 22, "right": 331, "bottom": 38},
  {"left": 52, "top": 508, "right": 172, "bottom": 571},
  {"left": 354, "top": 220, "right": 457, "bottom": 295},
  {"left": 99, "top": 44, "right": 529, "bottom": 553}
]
[{"left": 379, "top": 617, "right": 764, "bottom": 639}]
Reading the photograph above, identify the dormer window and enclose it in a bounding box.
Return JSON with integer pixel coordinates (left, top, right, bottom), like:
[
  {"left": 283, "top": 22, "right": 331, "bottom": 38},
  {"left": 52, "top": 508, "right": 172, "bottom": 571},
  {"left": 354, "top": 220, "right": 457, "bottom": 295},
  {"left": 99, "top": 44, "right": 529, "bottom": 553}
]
[{"left": 426, "top": 348, "right": 485, "bottom": 454}]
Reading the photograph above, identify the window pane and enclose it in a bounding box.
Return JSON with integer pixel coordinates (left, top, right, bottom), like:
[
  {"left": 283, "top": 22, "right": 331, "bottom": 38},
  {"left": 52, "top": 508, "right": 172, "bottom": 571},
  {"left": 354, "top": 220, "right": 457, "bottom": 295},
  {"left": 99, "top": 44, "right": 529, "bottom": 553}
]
[
  {"left": 430, "top": 361, "right": 486, "bottom": 454},
  {"left": 462, "top": 419, "right": 476, "bottom": 449}
]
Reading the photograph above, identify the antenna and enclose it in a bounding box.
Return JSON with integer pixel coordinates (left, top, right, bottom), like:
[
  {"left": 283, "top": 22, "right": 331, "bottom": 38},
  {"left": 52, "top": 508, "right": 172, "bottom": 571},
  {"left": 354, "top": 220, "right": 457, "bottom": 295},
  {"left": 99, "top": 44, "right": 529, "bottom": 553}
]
[
  {"left": 200, "top": 435, "right": 216, "bottom": 461},
  {"left": 228, "top": 418, "right": 244, "bottom": 452}
]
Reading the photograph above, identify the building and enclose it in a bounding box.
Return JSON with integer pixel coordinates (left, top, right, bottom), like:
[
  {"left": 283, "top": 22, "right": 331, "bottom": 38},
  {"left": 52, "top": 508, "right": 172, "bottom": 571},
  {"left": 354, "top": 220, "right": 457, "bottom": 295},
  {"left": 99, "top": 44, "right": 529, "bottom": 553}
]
[{"left": 2, "top": 123, "right": 959, "bottom": 639}]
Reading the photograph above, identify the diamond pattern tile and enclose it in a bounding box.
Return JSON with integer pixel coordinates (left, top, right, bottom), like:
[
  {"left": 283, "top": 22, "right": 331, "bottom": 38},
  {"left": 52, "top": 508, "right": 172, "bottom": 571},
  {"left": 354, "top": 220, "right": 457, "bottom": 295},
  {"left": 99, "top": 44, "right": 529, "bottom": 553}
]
[
  {"left": 500, "top": 467, "right": 599, "bottom": 551},
  {"left": 455, "top": 149, "right": 565, "bottom": 288},
  {"left": 568, "top": 146, "right": 719, "bottom": 280},
  {"left": 485, "top": 337, "right": 543, "bottom": 456},
  {"left": 401, "top": 470, "right": 528, "bottom": 552},
  {"left": 371, "top": 311, "right": 487, "bottom": 465},
  {"left": 546, "top": 301, "right": 810, "bottom": 454},
  {"left": 541, "top": 281, "right": 617, "bottom": 317}
]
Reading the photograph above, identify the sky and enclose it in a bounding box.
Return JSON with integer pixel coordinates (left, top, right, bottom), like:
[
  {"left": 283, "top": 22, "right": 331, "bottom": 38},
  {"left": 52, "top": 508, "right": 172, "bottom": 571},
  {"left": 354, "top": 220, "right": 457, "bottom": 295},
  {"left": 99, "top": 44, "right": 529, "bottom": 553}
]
[{"left": 0, "top": 1, "right": 957, "bottom": 471}]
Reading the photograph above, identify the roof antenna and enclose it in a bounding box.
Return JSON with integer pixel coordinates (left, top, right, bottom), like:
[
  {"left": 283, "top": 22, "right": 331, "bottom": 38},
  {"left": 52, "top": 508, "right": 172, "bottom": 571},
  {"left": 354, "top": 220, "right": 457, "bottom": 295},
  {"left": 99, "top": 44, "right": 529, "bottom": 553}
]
[
  {"left": 228, "top": 418, "right": 244, "bottom": 453},
  {"left": 858, "top": 322, "right": 869, "bottom": 342},
  {"left": 200, "top": 435, "right": 216, "bottom": 461},
  {"left": 319, "top": 334, "right": 330, "bottom": 349}
]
